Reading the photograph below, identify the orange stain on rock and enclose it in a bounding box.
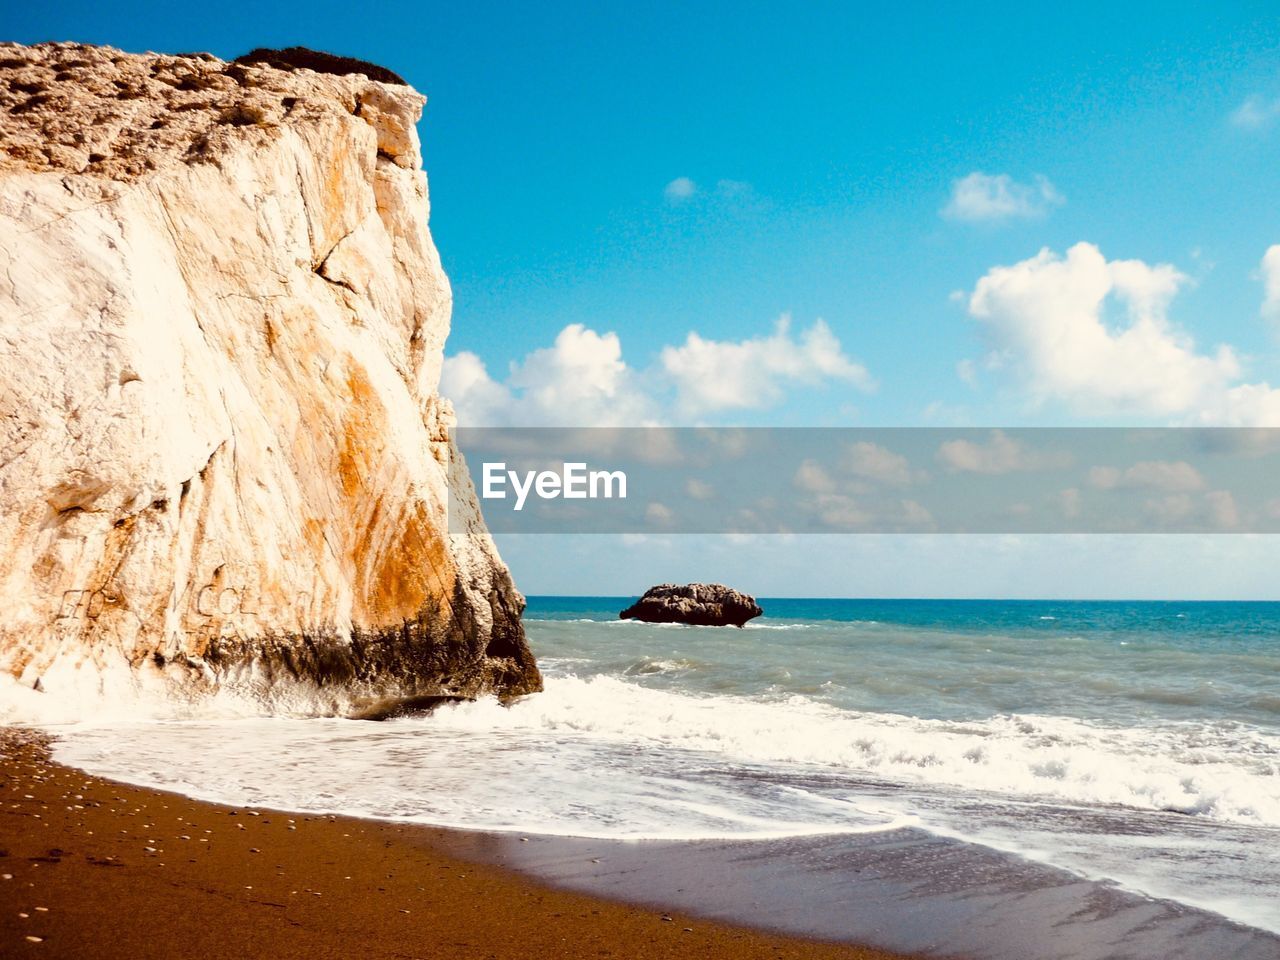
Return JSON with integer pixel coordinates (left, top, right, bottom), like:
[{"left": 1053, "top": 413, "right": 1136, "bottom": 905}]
[
  {"left": 363, "top": 500, "right": 454, "bottom": 626},
  {"left": 336, "top": 361, "right": 454, "bottom": 627}
]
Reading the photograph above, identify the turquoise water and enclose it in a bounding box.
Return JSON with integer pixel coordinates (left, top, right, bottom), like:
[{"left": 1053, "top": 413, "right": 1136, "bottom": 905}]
[
  {"left": 50, "top": 596, "right": 1280, "bottom": 934},
  {"left": 526, "top": 596, "right": 1280, "bottom": 727}
]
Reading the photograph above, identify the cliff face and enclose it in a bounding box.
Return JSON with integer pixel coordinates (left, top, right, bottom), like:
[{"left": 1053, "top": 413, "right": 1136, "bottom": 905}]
[{"left": 0, "top": 42, "right": 541, "bottom": 718}]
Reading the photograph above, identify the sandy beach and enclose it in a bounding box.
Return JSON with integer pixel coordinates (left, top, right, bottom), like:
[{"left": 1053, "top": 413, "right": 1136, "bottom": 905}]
[{"left": 0, "top": 728, "right": 912, "bottom": 960}]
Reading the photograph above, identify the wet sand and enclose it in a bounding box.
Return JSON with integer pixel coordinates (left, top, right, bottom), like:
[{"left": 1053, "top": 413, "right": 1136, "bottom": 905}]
[
  {"left": 449, "top": 825, "right": 1280, "bottom": 960},
  {"left": 0, "top": 728, "right": 912, "bottom": 960}
]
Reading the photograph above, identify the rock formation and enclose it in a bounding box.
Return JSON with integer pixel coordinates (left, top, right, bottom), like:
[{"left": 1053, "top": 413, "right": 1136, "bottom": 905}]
[
  {"left": 0, "top": 42, "right": 541, "bottom": 718},
  {"left": 619, "top": 584, "right": 763, "bottom": 627}
]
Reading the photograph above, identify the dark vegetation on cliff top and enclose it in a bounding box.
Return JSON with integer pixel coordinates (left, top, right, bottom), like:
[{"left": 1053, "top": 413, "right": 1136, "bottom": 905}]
[{"left": 234, "top": 46, "right": 407, "bottom": 85}]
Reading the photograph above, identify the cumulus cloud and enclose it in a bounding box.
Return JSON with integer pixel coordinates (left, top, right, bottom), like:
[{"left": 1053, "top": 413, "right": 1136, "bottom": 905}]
[
  {"left": 810, "top": 493, "right": 871, "bottom": 529},
  {"left": 1230, "top": 95, "right": 1280, "bottom": 130},
  {"left": 1086, "top": 461, "right": 1239, "bottom": 530},
  {"left": 790, "top": 460, "right": 935, "bottom": 529},
  {"left": 793, "top": 459, "right": 837, "bottom": 494},
  {"left": 664, "top": 177, "right": 698, "bottom": 202},
  {"left": 443, "top": 316, "right": 871, "bottom": 426},
  {"left": 1088, "top": 461, "right": 1206, "bottom": 492},
  {"left": 965, "top": 242, "right": 1280, "bottom": 424},
  {"left": 441, "top": 324, "right": 656, "bottom": 427},
  {"left": 936, "top": 430, "right": 1068, "bottom": 474},
  {"left": 942, "top": 172, "right": 1064, "bottom": 223},
  {"left": 843, "top": 441, "right": 914, "bottom": 485},
  {"left": 645, "top": 502, "right": 676, "bottom": 527},
  {"left": 661, "top": 315, "right": 874, "bottom": 415},
  {"left": 438, "top": 351, "right": 515, "bottom": 427},
  {"left": 685, "top": 478, "right": 715, "bottom": 500},
  {"left": 1141, "top": 490, "right": 1240, "bottom": 531},
  {"left": 1262, "top": 245, "right": 1280, "bottom": 322}
]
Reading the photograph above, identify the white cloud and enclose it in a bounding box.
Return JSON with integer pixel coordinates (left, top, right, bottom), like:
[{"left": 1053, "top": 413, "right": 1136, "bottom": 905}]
[
  {"left": 1085, "top": 462, "right": 1237, "bottom": 531},
  {"left": 438, "top": 351, "right": 515, "bottom": 427},
  {"left": 664, "top": 177, "right": 697, "bottom": 202},
  {"left": 645, "top": 502, "right": 676, "bottom": 527},
  {"left": 1206, "top": 490, "right": 1240, "bottom": 529},
  {"left": 811, "top": 493, "right": 871, "bottom": 529},
  {"left": 793, "top": 459, "right": 837, "bottom": 494},
  {"left": 508, "top": 325, "right": 643, "bottom": 415},
  {"left": 1214, "top": 383, "right": 1280, "bottom": 426},
  {"left": 441, "top": 324, "right": 656, "bottom": 427},
  {"left": 661, "top": 315, "right": 874, "bottom": 415},
  {"left": 936, "top": 430, "right": 1067, "bottom": 474},
  {"left": 1141, "top": 491, "right": 1240, "bottom": 531},
  {"left": 843, "top": 441, "right": 914, "bottom": 485},
  {"left": 1230, "top": 95, "right": 1280, "bottom": 130},
  {"left": 685, "top": 478, "right": 715, "bottom": 500},
  {"left": 942, "top": 172, "right": 1064, "bottom": 223},
  {"left": 1088, "top": 461, "right": 1206, "bottom": 493},
  {"left": 444, "top": 316, "right": 871, "bottom": 426},
  {"left": 1262, "top": 245, "right": 1280, "bottom": 321},
  {"left": 966, "top": 242, "right": 1280, "bottom": 424}
]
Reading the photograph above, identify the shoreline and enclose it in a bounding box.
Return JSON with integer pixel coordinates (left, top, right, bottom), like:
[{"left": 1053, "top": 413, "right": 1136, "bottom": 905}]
[
  {"left": 0, "top": 728, "right": 912, "bottom": 960},
  {"left": 6, "top": 726, "right": 1277, "bottom": 960}
]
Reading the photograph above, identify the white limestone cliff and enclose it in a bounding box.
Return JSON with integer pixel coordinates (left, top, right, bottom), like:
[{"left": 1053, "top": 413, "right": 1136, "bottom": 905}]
[{"left": 0, "top": 42, "right": 541, "bottom": 719}]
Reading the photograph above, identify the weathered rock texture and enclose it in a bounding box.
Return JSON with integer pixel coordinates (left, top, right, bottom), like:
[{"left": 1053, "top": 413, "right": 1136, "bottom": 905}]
[
  {"left": 619, "top": 584, "right": 763, "bottom": 628},
  {"left": 0, "top": 42, "right": 541, "bottom": 717}
]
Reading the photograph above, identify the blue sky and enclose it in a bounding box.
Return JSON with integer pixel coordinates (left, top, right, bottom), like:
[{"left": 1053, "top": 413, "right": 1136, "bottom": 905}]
[
  {"left": 11, "top": 1, "right": 1280, "bottom": 426},
  {"left": 10, "top": 2, "right": 1280, "bottom": 593}
]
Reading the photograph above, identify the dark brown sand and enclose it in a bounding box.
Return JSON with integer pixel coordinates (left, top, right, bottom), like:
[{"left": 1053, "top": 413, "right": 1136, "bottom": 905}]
[{"left": 0, "top": 728, "right": 915, "bottom": 960}]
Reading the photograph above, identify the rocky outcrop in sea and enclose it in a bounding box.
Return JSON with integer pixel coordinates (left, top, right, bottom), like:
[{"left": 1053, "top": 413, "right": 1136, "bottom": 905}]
[
  {"left": 619, "top": 584, "right": 763, "bottom": 627},
  {"left": 0, "top": 42, "right": 541, "bottom": 717}
]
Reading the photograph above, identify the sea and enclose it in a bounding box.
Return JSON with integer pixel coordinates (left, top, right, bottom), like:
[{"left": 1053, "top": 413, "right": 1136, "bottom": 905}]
[{"left": 48, "top": 597, "right": 1280, "bottom": 940}]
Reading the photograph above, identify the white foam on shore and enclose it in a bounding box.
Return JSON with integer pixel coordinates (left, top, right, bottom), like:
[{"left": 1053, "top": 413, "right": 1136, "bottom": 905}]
[
  {"left": 49, "top": 714, "right": 917, "bottom": 841},
  {"left": 446, "top": 675, "right": 1280, "bottom": 825},
  {"left": 45, "top": 672, "right": 1280, "bottom": 932},
  {"left": 46, "top": 673, "right": 1280, "bottom": 828}
]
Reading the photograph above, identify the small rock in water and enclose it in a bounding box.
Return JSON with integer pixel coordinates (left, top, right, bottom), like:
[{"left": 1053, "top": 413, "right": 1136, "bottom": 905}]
[{"left": 620, "top": 583, "right": 763, "bottom": 627}]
